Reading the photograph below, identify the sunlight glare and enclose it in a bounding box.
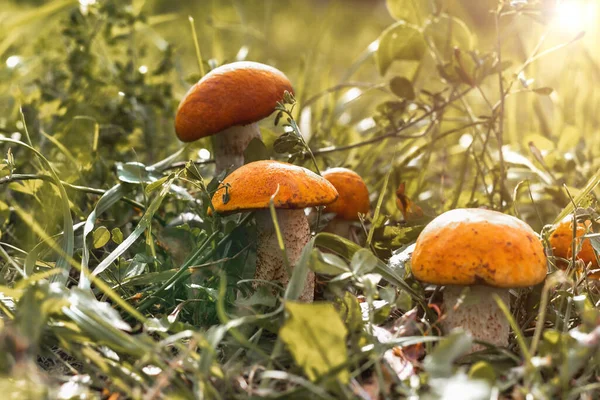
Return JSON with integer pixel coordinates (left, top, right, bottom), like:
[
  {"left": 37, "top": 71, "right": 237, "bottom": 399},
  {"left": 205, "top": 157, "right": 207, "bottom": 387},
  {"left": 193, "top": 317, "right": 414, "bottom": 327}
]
[
  {"left": 6, "top": 55, "right": 21, "bottom": 69},
  {"left": 553, "top": 0, "right": 595, "bottom": 34},
  {"left": 79, "top": 0, "right": 96, "bottom": 15},
  {"left": 198, "top": 148, "right": 211, "bottom": 160}
]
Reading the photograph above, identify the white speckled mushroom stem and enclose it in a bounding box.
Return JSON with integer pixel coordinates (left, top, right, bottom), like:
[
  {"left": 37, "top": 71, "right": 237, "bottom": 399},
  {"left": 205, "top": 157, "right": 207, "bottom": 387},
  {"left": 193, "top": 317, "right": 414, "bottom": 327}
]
[
  {"left": 212, "top": 123, "right": 261, "bottom": 174},
  {"left": 255, "top": 209, "right": 314, "bottom": 302},
  {"left": 442, "top": 285, "right": 510, "bottom": 351}
]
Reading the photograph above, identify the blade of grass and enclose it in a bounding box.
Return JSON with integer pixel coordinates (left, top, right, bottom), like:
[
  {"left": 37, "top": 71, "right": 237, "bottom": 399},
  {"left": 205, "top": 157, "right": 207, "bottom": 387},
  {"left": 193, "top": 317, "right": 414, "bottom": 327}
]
[
  {"left": 1, "top": 137, "right": 74, "bottom": 285},
  {"left": 90, "top": 175, "right": 176, "bottom": 279},
  {"left": 366, "top": 164, "right": 392, "bottom": 248},
  {"left": 79, "top": 184, "right": 127, "bottom": 289}
]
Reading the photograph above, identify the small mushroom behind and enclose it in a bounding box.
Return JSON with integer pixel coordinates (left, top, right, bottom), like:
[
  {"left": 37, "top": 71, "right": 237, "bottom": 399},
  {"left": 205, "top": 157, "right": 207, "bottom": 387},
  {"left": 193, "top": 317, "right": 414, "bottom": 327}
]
[
  {"left": 549, "top": 214, "right": 599, "bottom": 279},
  {"left": 212, "top": 160, "right": 338, "bottom": 301},
  {"left": 321, "top": 168, "right": 370, "bottom": 242},
  {"left": 411, "top": 208, "right": 547, "bottom": 350},
  {"left": 175, "top": 61, "right": 294, "bottom": 174}
]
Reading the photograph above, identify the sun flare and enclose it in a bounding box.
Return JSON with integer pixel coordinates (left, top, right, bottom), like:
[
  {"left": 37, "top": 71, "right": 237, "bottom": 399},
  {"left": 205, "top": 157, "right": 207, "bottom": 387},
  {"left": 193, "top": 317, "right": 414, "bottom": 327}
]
[{"left": 553, "top": 0, "right": 597, "bottom": 35}]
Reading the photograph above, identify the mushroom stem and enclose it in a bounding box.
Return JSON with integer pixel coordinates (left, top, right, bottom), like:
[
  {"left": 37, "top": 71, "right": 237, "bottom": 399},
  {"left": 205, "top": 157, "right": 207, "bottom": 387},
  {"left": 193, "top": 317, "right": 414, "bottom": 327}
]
[
  {"left": 442, "top": 285, "right": 510, "bottom": 351},
  {"left": 212, "top": 123, "right": 261, "bottom": 174},
  {"left": 254, "top": 209, "right": 314, "bottom": 301},
  {"left": 324, "top": 219, "right": 359, "bottom": 242}
]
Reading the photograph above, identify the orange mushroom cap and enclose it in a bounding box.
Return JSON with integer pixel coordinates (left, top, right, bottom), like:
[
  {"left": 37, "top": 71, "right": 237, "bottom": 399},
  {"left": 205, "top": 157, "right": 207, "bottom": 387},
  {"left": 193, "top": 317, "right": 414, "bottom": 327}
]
[
  {"left": 411, "top": 208, "right": 547, "bottom": 288},
  {"left": 212, "top": 160, "right": 338, "bottom": 214},
  {"left": 322, "top": 168, "right": 370, "bottom": 220},
  {"left": 549, "top": 215, "right": 599, "bottom": 276},
  {"left": 175, "top": 61, "right": 294, "bottom": 142}
]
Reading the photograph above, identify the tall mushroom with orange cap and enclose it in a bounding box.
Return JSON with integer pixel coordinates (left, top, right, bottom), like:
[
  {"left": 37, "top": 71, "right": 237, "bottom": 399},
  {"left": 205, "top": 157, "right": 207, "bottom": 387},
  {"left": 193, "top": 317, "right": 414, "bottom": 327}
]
[
  {"left": 212, "top": 160, "right": 338, "bottom": 301},
  {"left": 321, "top": 168, "right": 370, "bottom": 240},
  {"left": 549, "top": 214, "right": 599, "bottom": 278},
  {"left": 411, "top": 208, "right": 547, "bottom": 349},
  {"left": 175, "top": 61, "right": 294, "bottom": 174}
]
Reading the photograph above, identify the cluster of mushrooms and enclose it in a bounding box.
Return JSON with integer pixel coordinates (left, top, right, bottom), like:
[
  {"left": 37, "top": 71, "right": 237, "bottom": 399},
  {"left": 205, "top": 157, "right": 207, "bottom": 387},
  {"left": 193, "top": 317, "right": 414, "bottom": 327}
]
[
  {"left": 174, "top": 61, "right": 595, "bottom": 351},
  {"left": 175, "top": 61, "right": 370, "bottom": 302}
]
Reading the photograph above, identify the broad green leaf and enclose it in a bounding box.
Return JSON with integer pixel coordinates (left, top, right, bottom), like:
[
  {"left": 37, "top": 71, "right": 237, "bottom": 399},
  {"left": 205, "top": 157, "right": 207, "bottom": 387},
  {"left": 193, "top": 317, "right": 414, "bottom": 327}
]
[
  {"left": 376, "top": 21, "right": 426, "bottom": 75},
  {"left": 386, "top": 0, "right": 432, "bottom": 24},
  {"left": 92, "top": 226, "right": 111, "bottom": 249},
  {"left": 310, "top": 249, "right": 349, "bottom": 275},
  {"left": 280, "top": 301, "right": 349, "bottom": 383},
  {"left": 350, "top": 248, "right": 378, "bottom": 275},
  {"left": 424, "top": 15, "right": 474, "bottom": 57},
  {"left": 390, "top": 76, "right": 416, "bottom": 100},
  {"left": 115, "top": 161, "right": 162, "bottom": 184}
]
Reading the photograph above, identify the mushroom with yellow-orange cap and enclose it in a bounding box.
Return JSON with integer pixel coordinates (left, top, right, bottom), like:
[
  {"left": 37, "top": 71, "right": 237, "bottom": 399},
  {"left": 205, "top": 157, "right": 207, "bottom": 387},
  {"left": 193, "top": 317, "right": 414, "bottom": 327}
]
[
  {"left": 411, "top": 208, "right": 547, "bottom": 349},
  {"left": 549, "top": 214, "right": 599, "bottom": 279},
  {"left": 175, "top": 61, "right": 294, "bottom": 174},
  {"left": 321, "top": 168, "right": 370, "bottom": 240},
  {"left": 212, "top": 160, "right": 338, "bottom": 301}
]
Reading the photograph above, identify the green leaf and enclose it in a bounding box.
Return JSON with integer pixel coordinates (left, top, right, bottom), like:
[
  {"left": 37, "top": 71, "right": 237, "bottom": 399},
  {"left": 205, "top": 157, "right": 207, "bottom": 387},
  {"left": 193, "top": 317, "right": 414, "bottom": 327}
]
[
  {"left": 386, "top": 0, "right": 432, "bottom": 23},
  {"left": 376, "top": 21, "right": 426, "bottom": 75},
  {"left": 350, "top": 248, "right": 378, "bottom": 275},
  {"left": 335, "top": 292, "right": 363, "bottom": 332},
  {"left": 315, "top": 233, "right": 423, "bottom": 300},
  {"left": 92, "top": 226, "right": 111, "bottom": 249},
  {"left": 424, "top": 15, "right": 474, "bottom": 56},
  {"left": 310, "top": 249, "right": 349, "bottom": 275},
  {"left": 111, "top": 227, "right": 124, "bottom": 245},
  {"left": 115, "top": 161, "right": 162, "bottom": 184},
  {"left": 423, "top": 329, "right": 473, "bottom": 378},
  {"left": 468, "top": 361, "right": 496, "bottom": 385},
  {"left": 390, "top": 76, "right": 416, "bottom": 100},
  {"left": 145, "top": 176, "right": 169, "bottom": 195},
  {"left": 243, "top": 137, "right": 269, "bottom": 163},
  {"left": 280, "top": 301, "right": 349, "bottom": 384},
  {"left": 0, "top": 200, "right": 10, "bottom": 225},
  {"left": 284, "top": 238, "right": 315, "bottom": 300}
]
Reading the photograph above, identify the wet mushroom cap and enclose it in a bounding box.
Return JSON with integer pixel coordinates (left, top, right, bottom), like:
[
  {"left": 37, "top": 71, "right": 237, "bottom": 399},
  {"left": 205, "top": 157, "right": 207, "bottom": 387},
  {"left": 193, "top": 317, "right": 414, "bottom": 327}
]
[
  {"left": 175, "top": 61, "right": 294, "bottom": 142},
  {"left": 411, "top": 208, "right": 547, "bottom": 288},
  {"left": 322, "top": 168, "right": 370, "bottom": 220},
  {"left": 211, "top": 160, "right": 338, "bottom": 214}
]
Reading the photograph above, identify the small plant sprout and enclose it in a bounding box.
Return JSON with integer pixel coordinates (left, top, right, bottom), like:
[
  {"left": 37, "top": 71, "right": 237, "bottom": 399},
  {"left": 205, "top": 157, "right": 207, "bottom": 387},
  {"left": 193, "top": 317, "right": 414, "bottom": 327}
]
[
  {"left": 211, "top": 160, "right": 338, "bottom": 301},
  {"left": 175, "top": 61, "right": 294, "bottom": 174},
  {"left": 411, "top": 208, "right": 547, "bottom": 350}
]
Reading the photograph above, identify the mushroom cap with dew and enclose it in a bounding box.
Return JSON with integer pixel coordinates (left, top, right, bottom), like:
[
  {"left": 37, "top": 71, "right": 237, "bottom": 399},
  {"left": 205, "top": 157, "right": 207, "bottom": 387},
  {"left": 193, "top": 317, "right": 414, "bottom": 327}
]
[
  {"left": 322, "top": 168, "right": 370, "bottom": 220},
  {"left": 175, "top": 61, "right": 294, "bottom": 142},
  {"left": 411, "top": 208, "right": 547, "bottom": 288},
  {"left": 212, "top": 160, "right": 338, "bottom": 214}
]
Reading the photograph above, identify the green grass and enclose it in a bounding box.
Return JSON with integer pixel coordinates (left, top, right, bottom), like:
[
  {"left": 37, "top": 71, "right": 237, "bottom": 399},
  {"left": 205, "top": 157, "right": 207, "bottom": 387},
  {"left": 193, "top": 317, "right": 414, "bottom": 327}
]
[{"left": 0, "top": 0, "right": 599, "bottom": 398}]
